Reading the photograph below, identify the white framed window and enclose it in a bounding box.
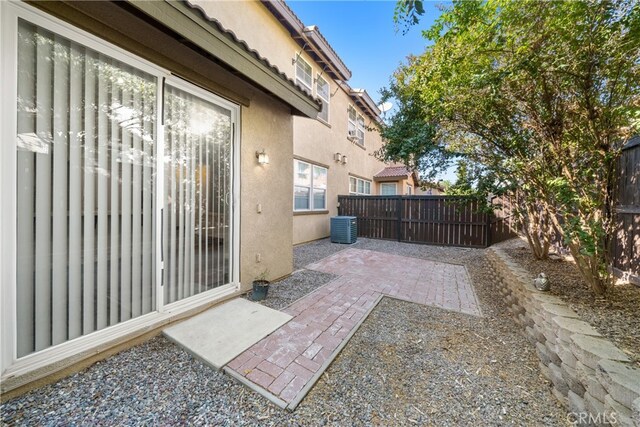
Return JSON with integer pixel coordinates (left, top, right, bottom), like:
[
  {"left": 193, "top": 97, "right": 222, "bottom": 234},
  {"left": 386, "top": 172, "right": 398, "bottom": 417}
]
[
  {"left": 381, "top": 183, "right": 397, "bottom": 195},
  {"left": 356, "top": 114, "right": 365, "bottom": 146},
  {"left": 294, "top": 160, "right": 327, "bottom": 211},
  {"left": 406, "top": 185, "right": 413, "bottom": 195},
  {"left": 348, "top": 105, "right": 365, "bottom": 146},
  {"left": 348, "top": 105, "right": 357, "bottom": 138},
  {"left": 295, "top": 55, "right": 312, "bottom": 90},
  {"left": 316, "top": 75, "right": 329, "bottom": 123},
  {"left": 349, "top": 176, "right": 371, "bottom": 195}
]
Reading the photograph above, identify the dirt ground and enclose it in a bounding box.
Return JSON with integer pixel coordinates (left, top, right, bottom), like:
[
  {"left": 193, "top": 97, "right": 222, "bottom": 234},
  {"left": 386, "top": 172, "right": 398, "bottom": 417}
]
[{"left": 498, "top": 238, "right": 640, "bottom": 367}]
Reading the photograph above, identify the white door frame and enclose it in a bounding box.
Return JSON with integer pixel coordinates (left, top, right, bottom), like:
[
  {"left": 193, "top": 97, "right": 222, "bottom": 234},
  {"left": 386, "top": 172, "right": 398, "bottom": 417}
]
[{"left": 160, "top": 76, "right": 241, "bottom": 312}]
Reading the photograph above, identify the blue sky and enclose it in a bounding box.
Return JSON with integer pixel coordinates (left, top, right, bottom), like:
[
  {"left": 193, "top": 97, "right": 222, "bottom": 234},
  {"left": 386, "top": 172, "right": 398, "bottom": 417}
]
[
  {"left": 287, "top": 1, "right": 442, "bottom": 103},
  {"left": 287, "top": 1, "right": 456, "bottom": 182}
]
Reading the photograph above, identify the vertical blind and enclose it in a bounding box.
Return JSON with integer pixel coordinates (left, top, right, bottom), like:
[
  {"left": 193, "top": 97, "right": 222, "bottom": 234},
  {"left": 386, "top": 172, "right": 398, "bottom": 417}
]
[
  {"left": 162, "top": 85, "right": 232, "bottom": 305},
  {"left": 16, "top": 20, "right": 157, "bottom": 357}
]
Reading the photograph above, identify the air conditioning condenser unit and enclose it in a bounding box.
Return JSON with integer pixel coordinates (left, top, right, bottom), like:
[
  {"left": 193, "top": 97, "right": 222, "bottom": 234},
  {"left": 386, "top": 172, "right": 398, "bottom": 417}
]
[{"left": 330, "top": 216, "right": 357, "bottom": 244}]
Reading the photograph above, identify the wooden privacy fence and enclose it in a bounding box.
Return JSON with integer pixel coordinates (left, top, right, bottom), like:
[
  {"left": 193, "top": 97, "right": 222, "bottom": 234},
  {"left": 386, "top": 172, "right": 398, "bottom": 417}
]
[
  {"left": 612, "top": 139, "right": 640, "bottom": 285},
  {"left": 338, "top": 139, "right": 638, "bottom": 283},
  {"left": 337, "top": 195, "right": 517, "bottom": 248},
  {"left": 540, "top": 139, "right": 639, "bottom": 285}
]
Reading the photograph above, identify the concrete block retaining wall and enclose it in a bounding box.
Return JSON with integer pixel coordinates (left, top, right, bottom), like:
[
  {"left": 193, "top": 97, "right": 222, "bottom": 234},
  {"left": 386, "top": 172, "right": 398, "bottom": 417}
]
[{"left": 487, "top": 248, "right": 640, "bottom": 427}]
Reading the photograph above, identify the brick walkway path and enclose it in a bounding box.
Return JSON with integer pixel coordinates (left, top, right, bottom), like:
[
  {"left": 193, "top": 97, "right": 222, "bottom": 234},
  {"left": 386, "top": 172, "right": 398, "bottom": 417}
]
[{"left": 224, "top": 248, "right": 481, "bottom": 410}]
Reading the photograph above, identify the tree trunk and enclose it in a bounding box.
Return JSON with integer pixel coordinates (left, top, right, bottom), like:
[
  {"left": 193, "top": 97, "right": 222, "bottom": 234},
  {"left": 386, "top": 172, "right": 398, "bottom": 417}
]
[
  {"left": 565, "top": 241, "right": 609, "bottom": 296},
  {"left": 544, "top": 202, "right": 612, "bottom": 296},
  {"left": 521, "top": 200, "right": 551, "bottom": 260}
]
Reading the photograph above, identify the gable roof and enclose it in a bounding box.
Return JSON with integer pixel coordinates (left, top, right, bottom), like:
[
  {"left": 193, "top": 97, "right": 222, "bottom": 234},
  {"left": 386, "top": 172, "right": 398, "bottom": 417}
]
[{"left": 374, "top": 166, "right": 413, "bottom": 179}]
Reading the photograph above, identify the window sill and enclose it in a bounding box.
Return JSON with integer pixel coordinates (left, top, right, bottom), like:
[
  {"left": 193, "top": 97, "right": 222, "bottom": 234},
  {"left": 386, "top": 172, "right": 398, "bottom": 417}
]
[
  {"left": 293, "top": 210, "right": 329, "bottom": 216},
  {"left": 350, "top": 141, "right": 366, "bottom": 150},
  {"left": 317, "top": 118, "right": 331, "bottom": 128},
  {"left": 296, "top": 79, "right": 313, "bottom": 93}
]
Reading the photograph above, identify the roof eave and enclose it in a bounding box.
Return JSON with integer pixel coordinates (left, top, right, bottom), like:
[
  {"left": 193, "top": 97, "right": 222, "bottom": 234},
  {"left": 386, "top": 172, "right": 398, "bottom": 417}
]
[
  {"left": 261, "top": 1, "right": 352, "bottom": 81},
  {"left": 373, "top": 175, "right": 410, "bottom": 182},
  {"left": 623, "top": 135, "right": 639, "bottom": 150},
  {"left": 349, "top": 89, "right": 381, "bottom": 121},
  {"left": 128, "top": 0, "right": 321, "bottom": 118},
  {"left": 302, "top": 27, "right": 351, "bottom": 81}
]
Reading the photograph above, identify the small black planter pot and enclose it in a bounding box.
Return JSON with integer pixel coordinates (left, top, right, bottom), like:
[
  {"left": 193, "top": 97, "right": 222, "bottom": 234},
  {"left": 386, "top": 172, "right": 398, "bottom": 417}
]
[{"left": 252, "top": 280, "right": 270, "bottom": 301}]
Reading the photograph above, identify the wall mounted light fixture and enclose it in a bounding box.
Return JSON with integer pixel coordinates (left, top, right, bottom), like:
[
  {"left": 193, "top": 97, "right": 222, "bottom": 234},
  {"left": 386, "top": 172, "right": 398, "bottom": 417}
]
[
  {"left": 334, "top": 152, "right": 342, "bottom": 162},
  {"left": 256, "top": 149, "right": 269, "bottom": 165},
  {"left": 342, "top": 155, "right": 347, "bottom": 165}
]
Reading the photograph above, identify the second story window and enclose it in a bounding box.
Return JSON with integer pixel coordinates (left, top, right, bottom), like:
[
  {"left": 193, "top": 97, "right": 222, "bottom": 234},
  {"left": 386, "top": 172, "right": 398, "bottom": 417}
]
[
  {"left": 348, "top": 105, "right": 357, "bottom": 138},
  {"left": 356, "top": 114, "right": 365, "bottom": 146},
  {"left": 295, "top": 55, "right": 312, "bottom": 90},
  {"left": 316, "top": 75, "right": 329, "bottom": 123},
  {"left": 348, "top": 105, "right": 365, "bottom": 146}
]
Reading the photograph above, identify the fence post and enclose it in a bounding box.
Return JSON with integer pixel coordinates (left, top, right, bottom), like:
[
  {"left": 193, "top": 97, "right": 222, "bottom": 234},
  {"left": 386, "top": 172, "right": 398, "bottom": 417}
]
[
  {"left": 337, "top": 196, "right": 343, "bottom": 216},
  {"left": 397, "top": 196, "right": 403, "bottom": 242},
  {"left": 486, "top": 208, "right": 492, "bottom": 247}
]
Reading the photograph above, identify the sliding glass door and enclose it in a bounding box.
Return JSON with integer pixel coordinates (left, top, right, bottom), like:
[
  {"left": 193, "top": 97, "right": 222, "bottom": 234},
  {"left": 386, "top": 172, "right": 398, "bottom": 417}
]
[
  {"left": 12, "top": 12, "right": 237, "bottom": 360},
  {"left": 15, "top": 20, "right": 158, "bottom": 357},
  {"left": 163, "top": 84, "right": 233, "bottom": 305}
]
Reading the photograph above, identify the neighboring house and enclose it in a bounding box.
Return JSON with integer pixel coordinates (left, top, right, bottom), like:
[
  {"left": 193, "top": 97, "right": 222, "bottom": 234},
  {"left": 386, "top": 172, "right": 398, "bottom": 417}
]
[
  {"left": 206, "top": 0, "right": 388, "bottom": 245},
  {"left": 416, "top": 181, "right": 446, "bottom": 196},
  {"left": 0, "top": 0, "right": 323, "bottom": 396},
  {"left": 373, "top": 165, "right": 446, "bottom": 195},
  {"left": 373, "top": 165, "right": 420, "bottom": 195}
]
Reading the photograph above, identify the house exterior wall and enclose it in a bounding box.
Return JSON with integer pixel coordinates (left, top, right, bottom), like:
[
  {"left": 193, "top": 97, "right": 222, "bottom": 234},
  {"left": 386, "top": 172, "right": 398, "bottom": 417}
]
[
  {"left": 415, "top": 186, "right": 444, "bottom": 196},
  {"left": 194, "top": 0, "right": 301, "bottom": 78},
  {"left": 205, "top": 0, "right": 388, "bottom": 245},
  {"left": 292, "top": 99, "right": 385, "bottom": 244},
  {"left": 239, "top": 93, "right": 294, "bottom": 284}
]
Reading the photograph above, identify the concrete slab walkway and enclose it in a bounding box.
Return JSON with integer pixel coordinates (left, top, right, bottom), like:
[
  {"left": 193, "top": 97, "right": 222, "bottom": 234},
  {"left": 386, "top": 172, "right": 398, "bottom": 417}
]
[
  {"left": 224, "top": 248, "right": 481, "bottom": 410},
  {"left": 164, "top": 298, "right": 292, "bottom": 369}
]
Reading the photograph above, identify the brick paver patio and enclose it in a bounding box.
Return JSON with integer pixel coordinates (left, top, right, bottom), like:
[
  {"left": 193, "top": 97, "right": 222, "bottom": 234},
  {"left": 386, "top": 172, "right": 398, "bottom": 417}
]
[{"left": 224, "top": 248, "right": 481, "bottom": 410}]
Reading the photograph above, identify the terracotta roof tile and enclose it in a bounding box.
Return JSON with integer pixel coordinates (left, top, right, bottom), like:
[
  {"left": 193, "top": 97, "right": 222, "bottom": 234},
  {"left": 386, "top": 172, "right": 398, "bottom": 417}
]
[{"left": 373, "top": 166, "right": 412, "bottom": 179}]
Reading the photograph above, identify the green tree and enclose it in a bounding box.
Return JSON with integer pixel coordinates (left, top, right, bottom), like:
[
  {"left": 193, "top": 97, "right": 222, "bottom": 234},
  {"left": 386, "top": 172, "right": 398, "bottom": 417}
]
[
  {"left": 447, "top": 160, "right": 475, "bottom": 196},
  {"left": 390, "top": 0, "right": 640, "bottom": 295},
  {"left": 374, "top": 79, "right": 451, "bottom": 182}
]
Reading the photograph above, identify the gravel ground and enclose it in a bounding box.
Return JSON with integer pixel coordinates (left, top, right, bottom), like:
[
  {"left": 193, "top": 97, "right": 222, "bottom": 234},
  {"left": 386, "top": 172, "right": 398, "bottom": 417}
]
[
  {"left": 293, "top": 239, "right": 349, "bottom": 270},
  {"left": 1, "top": 238, "right": 568, "bottom": 426},
  {"left": 300, "top": 298, "right": 565, "bottom": 426},
  {"left": 496, "top": 238, "right": 640, "bottom": 366},
  {"left": 245, "top": 269, "right": 338, "bottom": 310}
]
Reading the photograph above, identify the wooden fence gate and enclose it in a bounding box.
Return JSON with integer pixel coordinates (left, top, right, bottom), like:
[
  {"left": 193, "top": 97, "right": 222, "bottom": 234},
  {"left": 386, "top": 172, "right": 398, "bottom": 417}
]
[{"left": 337, "top": 195, "right": 517, "bottom": 248}]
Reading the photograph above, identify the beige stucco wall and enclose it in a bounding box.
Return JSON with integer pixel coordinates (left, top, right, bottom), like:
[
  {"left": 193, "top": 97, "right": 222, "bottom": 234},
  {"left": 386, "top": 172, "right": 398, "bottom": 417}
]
[
  {"left": 193, "top": 0, "right": 388, "bottom": 244},
  {"left": 239, "top": 90, "right": 294, "bottom": 287},
  {"left": 194, "top": 0, "right": 309, "bottom": 80},
  {"left": 415, "top": 186, "right": 444, "bottom": 195},
  {"left": 292, "top": 100, "right": 386, "bottom": 244}
]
